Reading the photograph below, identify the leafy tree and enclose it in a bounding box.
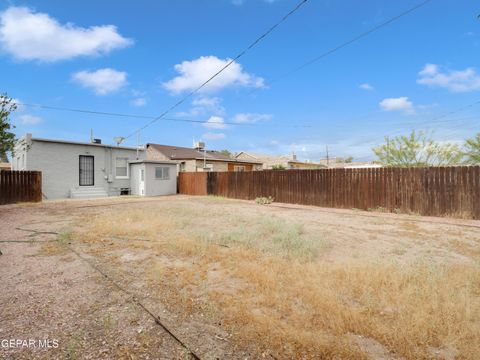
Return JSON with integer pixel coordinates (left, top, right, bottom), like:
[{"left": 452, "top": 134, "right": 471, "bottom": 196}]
[
  {"left": 344, "top": 156, "right": 353, "bottom": 163},
  {"left": 0, "top": 94, "right": 17, "bottom": 162},
  {"left": 219, "top": 149, "right": 232, "bottom": 157},
  {"left": 373, "top": 130, "right": 463, "bottom": 167},
  {"left": 271, "top": 164, "right": 286, "bottom": 170},
  {"left": 464, "top": 133, "right": 480, "bottom": 164}
]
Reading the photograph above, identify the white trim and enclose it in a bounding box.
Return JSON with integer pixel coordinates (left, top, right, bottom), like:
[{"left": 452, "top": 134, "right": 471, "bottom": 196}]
[{"left": 115, "top": 157, "right": 129, "bottom": 179}]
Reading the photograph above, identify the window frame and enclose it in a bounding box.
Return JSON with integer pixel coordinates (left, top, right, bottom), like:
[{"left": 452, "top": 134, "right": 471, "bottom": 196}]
[
  {"left": 115, "top": 157, "right": 129, "bottom": 179},
  {"left": 155, "top": 166, "right": 170, "bottom": 180}
]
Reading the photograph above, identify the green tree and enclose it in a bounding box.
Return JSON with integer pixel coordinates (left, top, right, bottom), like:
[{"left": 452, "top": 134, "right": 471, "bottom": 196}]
[
  {"left": 219, "top": 149, "right": 232, "bottom": 157},
  {"left": 0, "top": 94, "right": 17, "bottom": 162},
  {"left": 344, "top": 156, "right": 353, "bottom": 163},
  {"left": 373, "top": 130, "right": 463, "bottom": 167},
  {"left": 271, "top": 164, "right": 286, "bottom": 170},
  {"left": 464, "top": 133, "right": 480, "bottom": 164}
]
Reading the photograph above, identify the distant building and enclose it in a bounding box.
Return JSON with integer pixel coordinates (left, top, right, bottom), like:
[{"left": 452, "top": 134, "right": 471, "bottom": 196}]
[
  {"left": 319, "top": 158, "right": 382, "bottom": 169},
  {"left": 147, "top": 142, "right": 262, "bottom": 172},
  {"left": 0, "top": 162, "right": 11, "bottom": 171},
  {"left": 235, "top": 152, "right": 324, "bottom": 170}
]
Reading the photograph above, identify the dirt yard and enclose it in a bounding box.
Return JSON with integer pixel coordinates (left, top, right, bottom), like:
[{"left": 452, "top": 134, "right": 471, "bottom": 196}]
[{"left": 1, "top": 195, "right": 479, "bottom": 359}]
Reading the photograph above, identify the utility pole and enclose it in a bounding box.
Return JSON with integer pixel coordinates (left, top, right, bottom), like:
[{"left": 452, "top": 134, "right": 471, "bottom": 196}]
[
  {"left": 136, "top": 132, "right": 140, "bottom": 160},
  {"left": 326, "top": 145, "right": 329, "bottom": 168}
]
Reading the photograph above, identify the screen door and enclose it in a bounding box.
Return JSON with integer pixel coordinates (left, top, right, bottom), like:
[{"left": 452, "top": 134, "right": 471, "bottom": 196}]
[{"left": 79, "top": 155, "right": 94, "bottom": 186}]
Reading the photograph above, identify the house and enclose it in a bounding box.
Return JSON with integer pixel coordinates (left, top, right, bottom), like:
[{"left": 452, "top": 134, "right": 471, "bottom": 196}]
[
  {"left": 0, "top": 162, "right": 11, "bottom": 171},
  {"left": 12, "top": 133, "right": 177, "bottom": 199},
  {"left": 319, "top": 158, "right": 382, "bottom": 169},
  {"left": 147, "top": 142, "right": 263, "bottom": 172},
  {"left": 235, "top": 152, "right": 324, "bottom": 170}
]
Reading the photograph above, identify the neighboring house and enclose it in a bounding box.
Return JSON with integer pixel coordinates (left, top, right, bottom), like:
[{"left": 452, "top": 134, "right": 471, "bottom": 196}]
[
  {"left": 0, "top": 162, "right": 11, "bottom": 171},
  {"left": 235, "top": 152, "right": 324, "bottom": 170},
  {"left": 319, "top": 158, "right": 382, "bottom": 169},
  {"left": 13, "top": 133, "right": 177, "bottom": 199},
  {"left": 147, "top": 142, "right": 263, "bottom": 172}
]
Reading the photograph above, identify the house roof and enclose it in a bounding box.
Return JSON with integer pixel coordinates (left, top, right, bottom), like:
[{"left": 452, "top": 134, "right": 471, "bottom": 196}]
[
  {"left": 147, "top": 143, "right": 262, "bottom": 164},
  {"left": 129, "top": 159, "right": 179, "bottom": 165},
  {"left": 26, "top": 136, "right": 142, "bottom": 151},
  {"left": 0, "top": 162, "right": 11, "bottom": 169},
  {"left": 236, "top": 151, "right": 322, "bottom": 166}
]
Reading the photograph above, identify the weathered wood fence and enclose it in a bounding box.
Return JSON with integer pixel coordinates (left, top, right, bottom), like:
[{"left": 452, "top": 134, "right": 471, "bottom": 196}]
[
  {"left": 178, "top": 167, "right": 480, "bottom": 219},
  {"left": 0, "top": 171, "right": 42, "bottom": 205}
]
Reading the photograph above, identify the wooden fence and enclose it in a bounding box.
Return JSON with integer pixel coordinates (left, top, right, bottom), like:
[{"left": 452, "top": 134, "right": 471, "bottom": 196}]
[
  {"left": 0, "top": 171, "right": 42, "bottom": 205},
  {"left": 178, "top": 167, "right": 480, "bottom": 219}
]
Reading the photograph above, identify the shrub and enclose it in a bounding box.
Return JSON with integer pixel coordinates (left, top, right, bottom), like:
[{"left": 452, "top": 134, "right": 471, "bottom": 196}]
[{"left": 255, "top": 196, "right": 274, "bottom": 205}]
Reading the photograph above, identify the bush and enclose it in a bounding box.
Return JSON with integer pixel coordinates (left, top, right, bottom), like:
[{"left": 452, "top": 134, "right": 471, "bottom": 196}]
[{"left": 255, "top": 196, "right": 274, "bottom": 205}]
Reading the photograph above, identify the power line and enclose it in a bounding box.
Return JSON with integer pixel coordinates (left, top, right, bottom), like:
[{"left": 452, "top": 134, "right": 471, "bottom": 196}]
[
  {"left": 124, "top": 0, "right": 310, "bottom": 139},
  {"left": 17, "top": 102, "right": 312, "bottom": 128},
  {"left": 249, "top": 0, "right": 434, "bottom": 94}
]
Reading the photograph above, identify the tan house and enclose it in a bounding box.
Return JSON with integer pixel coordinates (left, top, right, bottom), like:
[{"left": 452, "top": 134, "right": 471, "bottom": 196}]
[
  {"left": 147, "top": 143, "right": 262, "bottom": 172},
  {"left": 235, "top": 152, "right": 324, "bottom": 170},
  {"left": 319, "top": 158, "right": 382, "bottom": 169},
  {"left": 0, "top": 162, "right": 11, "bottom": 171}
]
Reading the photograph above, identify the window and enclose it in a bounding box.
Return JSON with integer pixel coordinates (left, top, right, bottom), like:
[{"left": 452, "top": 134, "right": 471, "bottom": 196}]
[
  {"left": 155, "top": 167, "right": 170, "bottom": 180},
  {"left": 234, "top": 165, "right": 246, "bottom": 172},
  {"left": 115, "top": 157, "right": 129, "bottom": 178}
]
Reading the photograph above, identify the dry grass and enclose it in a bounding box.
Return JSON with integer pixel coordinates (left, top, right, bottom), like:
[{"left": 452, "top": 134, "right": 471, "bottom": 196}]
[{"left": 72, "top": 198, "right": 480, "bottom": 359}]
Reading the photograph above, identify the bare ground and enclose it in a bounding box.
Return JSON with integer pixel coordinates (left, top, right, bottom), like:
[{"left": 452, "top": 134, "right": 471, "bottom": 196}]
[{"left": 0, "top": 195, "right": 479, "bottom": 359}]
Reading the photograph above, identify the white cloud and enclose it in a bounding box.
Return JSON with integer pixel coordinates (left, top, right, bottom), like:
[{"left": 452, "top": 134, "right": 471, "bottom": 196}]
[
  {"left": 192, "top": 96, "right": 225, "bottom": 115},
  {"left": 379, "top": 97, "right": 415, "bottom": 115},
  {"left": 417, "top": 63, "right": 480, "bottom": 92},
  {"left": 359, "top": 83, "right": 374, "bottom": 91},
  {"left": 202, "top": 116, "right": 227, "bottom": 129},
  {"left": 232, "top": 113, "right": 272, "bottom": 123},
  {"left": 162, "top": 55, "right": 264, "bottom": 94},
  {"left": 131, "top": 98, "right": 146, "bottom": 107},
  {"left": 0, "top": 6, "right": 132, "bottom": 62},
  {"left": 202, "top": 132, "right": 225, "bottom": 140},
  {"left": 72, "top": 68, "right": 127, "bottom": 95},
  {"left": 18, "top": 114, "right": 41, "bottom": 125}
]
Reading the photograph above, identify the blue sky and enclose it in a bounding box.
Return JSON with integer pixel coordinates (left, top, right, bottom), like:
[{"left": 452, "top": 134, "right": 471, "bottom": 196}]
[{"left": 1, "top": 0, "right": 479, "bottom": 161}]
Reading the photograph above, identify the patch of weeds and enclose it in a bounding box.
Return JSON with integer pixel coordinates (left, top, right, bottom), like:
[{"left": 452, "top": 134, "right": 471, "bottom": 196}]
[
  {"left": 259, "top": 218, "right": 318, "bottom": 259},
  {"left": 57, "top": 231, "right": 72, "bottom": 244},
  {"left": 391, "top": 245, "right": 408, "bottom": 256},
  {"left": 102, "top": 313, "right": 117, "bottom": 332},
  {"left": 255, "top": 196, "right": 274, "bottom": 205},
  {"left": 65, "top": 331, "right": 83, "bottom": 360},
  {"left": 394, "top": 208, "right": 402, "bottom": 214}
]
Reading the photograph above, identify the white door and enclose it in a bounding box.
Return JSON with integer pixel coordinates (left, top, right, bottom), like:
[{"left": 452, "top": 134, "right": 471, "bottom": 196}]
[{"left": 139, "top": 168, "right": 145, "bottom": 196}]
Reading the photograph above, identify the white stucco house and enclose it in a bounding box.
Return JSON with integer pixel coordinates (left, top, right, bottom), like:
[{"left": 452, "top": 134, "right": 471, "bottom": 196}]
[{"left": 13, "top": 134, "right": 177, "bottom": 199}]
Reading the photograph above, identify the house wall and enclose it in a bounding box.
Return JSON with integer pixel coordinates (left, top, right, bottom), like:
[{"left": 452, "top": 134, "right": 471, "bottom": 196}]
[
  {"left": 144, "top": 163, "right": 177, "bottom": 196},
  {"left": 227, "top": 163, "right": 253, "bottom": 171},
  {"left": 13, "top": 138, "right": 144, "bottom": 199}
]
